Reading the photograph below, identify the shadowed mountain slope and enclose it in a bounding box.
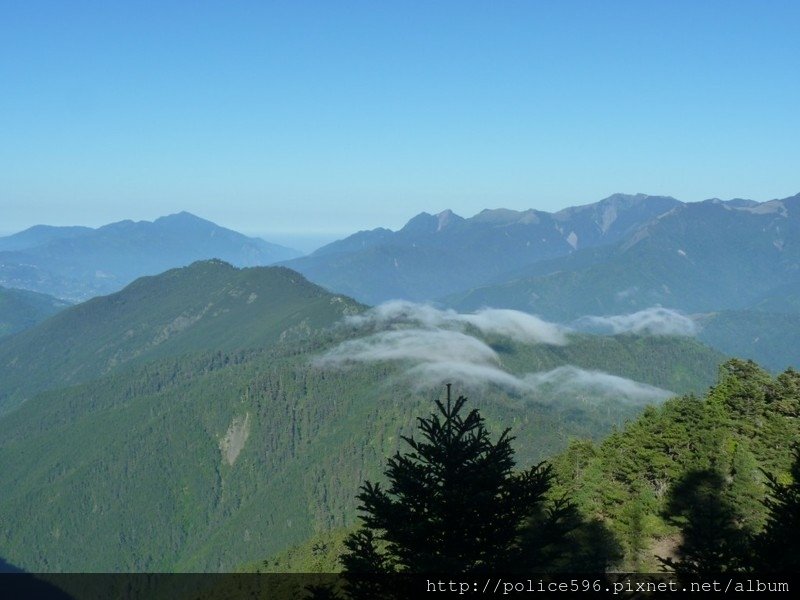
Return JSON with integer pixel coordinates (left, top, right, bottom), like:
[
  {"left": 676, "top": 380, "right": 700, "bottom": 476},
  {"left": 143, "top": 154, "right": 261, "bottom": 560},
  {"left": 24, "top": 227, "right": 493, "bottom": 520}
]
[
  {"left": 0, "top": 286, "right": 70, "bottom": 338},
  {"left": 694, "top": 310, "right": 800, "bottom": 372}
]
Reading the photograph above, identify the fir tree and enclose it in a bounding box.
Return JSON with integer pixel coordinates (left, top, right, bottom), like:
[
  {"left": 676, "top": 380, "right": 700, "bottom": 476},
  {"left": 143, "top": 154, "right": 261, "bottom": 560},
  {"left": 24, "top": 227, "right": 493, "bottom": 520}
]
[
  {"left": 341, "top": 385, "right": 565, "bottom": 575},
  {"left": 754, "top": 446, "right": 800, "bottom": 572}
]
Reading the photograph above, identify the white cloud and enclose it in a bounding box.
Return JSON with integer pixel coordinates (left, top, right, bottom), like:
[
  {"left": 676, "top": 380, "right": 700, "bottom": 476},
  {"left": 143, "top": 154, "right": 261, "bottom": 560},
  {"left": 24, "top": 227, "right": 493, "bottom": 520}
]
[
  {"left": 344, "top": 300, "right": 568, "bottom": 345},
  {"left": 571, "top": 307, "right": 697, "bottom": 336},
  {"left": 314, "top": 329, "right": 498, "bottom": 367},
  {"left": 458, "top": 308, "right": 567, "bottom": 345},
  {"left": 317, "top": 303, "right": 674, "bottom": 406},
  {"left": 521, "top": 366, "right": 672, "bottom": 404},
  {"left": 405, "top": 362, "right": 671, "bottom": 406},
  {"left": 614, "top": 286, "right": 638, "bottom": 301},
  {"left": 345, "top": 300, "right": 449, "bottom": 330}
]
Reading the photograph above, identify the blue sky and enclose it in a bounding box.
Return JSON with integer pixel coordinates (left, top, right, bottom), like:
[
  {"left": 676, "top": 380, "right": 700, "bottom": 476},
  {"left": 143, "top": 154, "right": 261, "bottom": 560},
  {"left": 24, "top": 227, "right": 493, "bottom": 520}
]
[{"left": 2, "top": 0, "right": 799, "bottom": 245}]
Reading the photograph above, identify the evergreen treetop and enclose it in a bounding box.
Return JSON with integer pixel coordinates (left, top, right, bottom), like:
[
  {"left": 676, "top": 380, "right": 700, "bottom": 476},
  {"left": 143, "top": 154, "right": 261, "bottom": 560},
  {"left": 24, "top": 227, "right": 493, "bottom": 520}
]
[{"left": 342, "top": 385, "right": 558, "bottom": 575}]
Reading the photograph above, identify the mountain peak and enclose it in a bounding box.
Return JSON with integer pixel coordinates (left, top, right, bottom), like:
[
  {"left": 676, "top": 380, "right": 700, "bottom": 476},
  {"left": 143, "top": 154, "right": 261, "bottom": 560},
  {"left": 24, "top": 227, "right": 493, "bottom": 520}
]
[
  {"left": 154, "top": 211, "right": 216, "bottom": 229},
  {"left": 722, "top": 198, "right": 759, "bottom": 208},
  {"left": 597, "top": 192, "right": 678, "bottom": 207},
  {"left": 400, "top": 212, "right": 438, "bottom": 234},
  {"left": 553, "top": 193, "right": 682, "bottom": 236},
  {"left": 160, "top": 210, "right": 200, "bottom": 219},
  {"left": 471, "top": 208, "right": 525, "bottom": 224},
  {"left": 398, "top": 209, "right": 465, "bottom": 234},
  {"left": 435, "top": 209, "right": 464, "bottom": 231},
  {"left": 1, "top": 212, "right": 302, "bottom": 301}
]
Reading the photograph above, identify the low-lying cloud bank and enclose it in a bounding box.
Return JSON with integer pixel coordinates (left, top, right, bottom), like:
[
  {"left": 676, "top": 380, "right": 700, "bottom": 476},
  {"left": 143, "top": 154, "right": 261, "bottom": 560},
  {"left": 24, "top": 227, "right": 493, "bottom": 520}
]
[
  {"left": 521, "top": 366, "right": 671, "bottom": 403},
  {"left": 316, "top": 329, "right": 499, "bottom": 368},
  {"left": 344, "top": 300, "right": 569, "bottom": 345},
  {"left": 317, "top": 301, "right": 675, "bottom": 406},
  {"left": 407, "top": 362, "right": 671, "bottom": 404},
  {"left": 570, "top": 307, "right": 697, "bottom": 337}
]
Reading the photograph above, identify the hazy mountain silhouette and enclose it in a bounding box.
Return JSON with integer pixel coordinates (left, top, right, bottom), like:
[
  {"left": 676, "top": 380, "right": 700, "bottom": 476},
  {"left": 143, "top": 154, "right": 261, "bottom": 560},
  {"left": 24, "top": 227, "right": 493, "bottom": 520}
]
[
  {"left": 448, "top": 193, "right": 800, "bottom": 319},
  {"left": 281, "top": 194, "right": 681, "bottom": 304},
  {"left": 0, "top": 212, "right": 302, "bottom": 301}
]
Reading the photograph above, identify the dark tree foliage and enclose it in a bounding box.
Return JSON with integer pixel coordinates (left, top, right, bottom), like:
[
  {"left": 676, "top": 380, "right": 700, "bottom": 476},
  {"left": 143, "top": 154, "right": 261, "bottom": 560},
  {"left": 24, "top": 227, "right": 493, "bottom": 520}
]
[
  {"left": 660, "top": 469, "right": 750, "bottom": 574},
  {"left": 517, "top": 496, "right": 622, "bottom": 572},
  {"left": 754, "top": 446, "right": 800, "bottom": 572},
  {"left": 341, "top": 386, "right": 567, "bottom": 576}
]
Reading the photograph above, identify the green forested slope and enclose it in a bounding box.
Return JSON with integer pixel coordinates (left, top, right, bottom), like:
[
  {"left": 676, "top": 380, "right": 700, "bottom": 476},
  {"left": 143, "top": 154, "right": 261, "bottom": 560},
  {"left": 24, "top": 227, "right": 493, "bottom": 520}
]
[
  {"left": 498, "top": 334, "right": 723, "bottom": 395},
  {"left": 550, "top": 359, "right": 800, "bottom": 571},
  {"left": 0, "top": 260, "right": 361, "bottom": 415},
  {"left": 0, "top": 330, "right": 722, "bottom": 572},
  {"left": 0, "top": 259, "right": 728, "bottom": 572},
  {"left": 0, "top": 286, "right": 69, "bottom": 338},
  {"left": 253, "top": 359, "right": 800, "bottom": 574}
]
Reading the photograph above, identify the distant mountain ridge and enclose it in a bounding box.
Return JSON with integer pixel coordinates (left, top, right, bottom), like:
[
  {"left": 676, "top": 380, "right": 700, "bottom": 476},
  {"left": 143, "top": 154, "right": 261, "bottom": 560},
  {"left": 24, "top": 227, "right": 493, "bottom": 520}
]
[
  {"left": 0, "top": 212, "right": 302, "bottom": 301},
  {"left": 449, "top": 193, "right": 800, "bottom": 318},
  {"left": 0, "top": 224, "right": 93, "bottom": 252},
  {"left": 280, "top": 190, "right": 800, "bottom": 316},
  {"left": 282, "top": 193, "right": 684, "bottom": 304}
]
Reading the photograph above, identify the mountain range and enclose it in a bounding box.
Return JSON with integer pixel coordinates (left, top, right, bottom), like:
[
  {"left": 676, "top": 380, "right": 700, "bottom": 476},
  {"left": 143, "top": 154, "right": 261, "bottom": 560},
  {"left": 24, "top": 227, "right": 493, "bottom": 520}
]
[
  {"left": 0, "top": 212, "right": 301, "bottom": 301},
  {"left": 448, "top": 195, "right": 800, "bottom": 317},
  {"left": 0, "top": 191, "right": 798, "bottom": 573},
  {"left": 3, "top": 193, "right": 799, "bottom": 373},
  {"left": 282, "top": 193, "right": 800, "bottom": 314},
  {"left": 0, "top": 260, "right": 725, "bottom": 571},
  {"left": 277, "top": 192, "right": 800, "bottom": 371},
  {"left": 281, "top": 193, "right": 682, "bottom": 304}
]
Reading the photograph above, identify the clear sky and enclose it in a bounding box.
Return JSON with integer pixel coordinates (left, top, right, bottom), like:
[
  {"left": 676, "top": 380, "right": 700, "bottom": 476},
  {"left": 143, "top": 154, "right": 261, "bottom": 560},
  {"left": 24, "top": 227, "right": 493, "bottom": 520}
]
[{"left": 2, "top": 0, "right": 799, "bottom": 244}]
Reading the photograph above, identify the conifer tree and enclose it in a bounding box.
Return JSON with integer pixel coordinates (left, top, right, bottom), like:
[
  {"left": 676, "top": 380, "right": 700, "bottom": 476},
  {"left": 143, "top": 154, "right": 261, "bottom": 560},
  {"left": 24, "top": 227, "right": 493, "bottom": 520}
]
[
  {"left": 754, "top": 446, "right": 800, "bottom": 572},
  {"left": 341, "top": 385, "right": 564, "bottom": 575}
]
